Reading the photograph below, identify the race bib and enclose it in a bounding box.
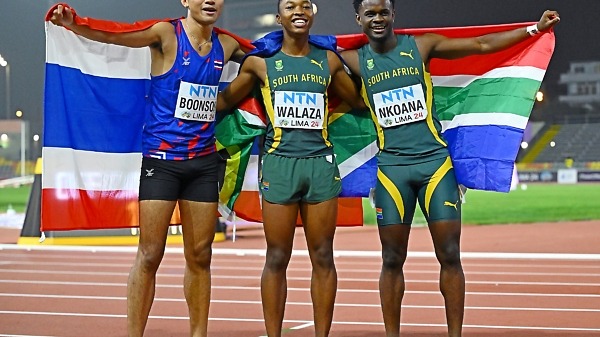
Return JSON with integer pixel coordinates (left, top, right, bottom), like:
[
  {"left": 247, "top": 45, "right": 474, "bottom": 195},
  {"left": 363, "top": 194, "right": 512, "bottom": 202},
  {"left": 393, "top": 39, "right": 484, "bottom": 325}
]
[
  {"left": 174, "top": 81, "right": 217, "bottom": 122},
  {"left": 274, "top": 91, "right": 325, "bottom": 129},
  {"left": 373, "top": 84, "right": 428, "bottom": 128}
]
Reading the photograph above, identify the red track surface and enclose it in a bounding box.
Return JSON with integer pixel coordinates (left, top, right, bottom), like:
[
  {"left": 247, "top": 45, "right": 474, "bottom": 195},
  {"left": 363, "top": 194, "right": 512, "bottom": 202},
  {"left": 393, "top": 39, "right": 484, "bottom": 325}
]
[{"left": 0, "top": 221, "right": 599, "bottom": 337}]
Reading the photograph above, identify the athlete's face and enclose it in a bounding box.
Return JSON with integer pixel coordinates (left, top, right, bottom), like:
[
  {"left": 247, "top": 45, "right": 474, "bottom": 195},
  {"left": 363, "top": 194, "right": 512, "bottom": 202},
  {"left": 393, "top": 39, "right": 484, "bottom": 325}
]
[
  {"left": 356, "top": 0, "right": 395, "bottom": 41},
  {"left": 277, "top": 0, "right": 314, "bottom": 35},
  {"left": 183, "top": 0, "right": 224, "bottom": 25}
]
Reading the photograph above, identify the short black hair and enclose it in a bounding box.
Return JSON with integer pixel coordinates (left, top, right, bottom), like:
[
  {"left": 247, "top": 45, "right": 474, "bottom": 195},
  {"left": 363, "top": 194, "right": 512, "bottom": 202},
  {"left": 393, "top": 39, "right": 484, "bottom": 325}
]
[
  {"left": 353, "top": 0, "right": 395, "bottom": 13},
  {"left": 278, "top": 0, "right": 313, "bottom": 10}
]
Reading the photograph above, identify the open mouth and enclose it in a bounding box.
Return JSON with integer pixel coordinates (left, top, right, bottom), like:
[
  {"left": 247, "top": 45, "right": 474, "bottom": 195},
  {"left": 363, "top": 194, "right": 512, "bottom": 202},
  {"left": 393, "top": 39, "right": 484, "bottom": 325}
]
[
  {"left": 202, "top": 7, "right": 217, "bottom": 15},
  {"left": 371, "top": 25, "right": 386, "bottom": 34},
  {"left": 292, "top": 18, "right": 308, "bottom": 28}
]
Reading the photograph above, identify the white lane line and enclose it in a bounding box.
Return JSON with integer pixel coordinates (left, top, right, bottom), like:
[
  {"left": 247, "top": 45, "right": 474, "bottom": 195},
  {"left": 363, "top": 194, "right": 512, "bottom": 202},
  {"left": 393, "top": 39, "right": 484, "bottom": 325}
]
[
  {"left": 0, "top": 311, "right": 598, "bottom": 332},
  {"left": 0, "top": 335, "right": 57, "bottom": 337},
  {"left": 1, "top": 269, "right": 599, "bottom": 287},
  {"left": 2, "top": 252, "right": 598, "bottom": 271},
  {"left": 1, "top": 245, "right": 599, "bottom": 260},
  {"left": 2, "top": 293, "right": 600, "bottom": 313},
  {"left": 2, "top": 260, "right": 600, "bottom": 278},
  {"left": 2, "top": 279, "right": 600, "bottom": 296}
]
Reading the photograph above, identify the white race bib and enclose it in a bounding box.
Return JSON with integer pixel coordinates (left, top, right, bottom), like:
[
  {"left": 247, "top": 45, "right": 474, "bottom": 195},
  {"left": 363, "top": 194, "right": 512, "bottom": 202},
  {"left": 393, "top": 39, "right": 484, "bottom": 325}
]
[
  {"left": 174, "top": 81, "right": 217, "bottom": 122},
  {"left": 373, "top": 84, "right": 428, "bottom": 128},
  {"left": 274, "top": 91, "right": 325, "bottom": 129}
]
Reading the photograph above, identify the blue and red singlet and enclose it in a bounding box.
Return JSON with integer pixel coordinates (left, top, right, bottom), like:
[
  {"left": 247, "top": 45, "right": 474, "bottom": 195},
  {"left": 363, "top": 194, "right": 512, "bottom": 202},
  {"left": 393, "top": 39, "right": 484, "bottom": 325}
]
[{"left": 143, "top": 19, "right": 224, "bottom": 161}]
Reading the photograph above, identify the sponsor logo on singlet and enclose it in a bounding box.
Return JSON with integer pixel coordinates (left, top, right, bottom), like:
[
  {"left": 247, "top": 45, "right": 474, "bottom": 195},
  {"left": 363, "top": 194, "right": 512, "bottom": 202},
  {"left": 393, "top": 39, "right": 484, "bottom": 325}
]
[
  {"left": 274, "top": 91, "right": 325, "bottom": 129},
  {"left": 174, "top": 81, "right": 218, "bottom": 122},
  {"left": 373, "top": 84, "right": 427, "bottom": 128}
]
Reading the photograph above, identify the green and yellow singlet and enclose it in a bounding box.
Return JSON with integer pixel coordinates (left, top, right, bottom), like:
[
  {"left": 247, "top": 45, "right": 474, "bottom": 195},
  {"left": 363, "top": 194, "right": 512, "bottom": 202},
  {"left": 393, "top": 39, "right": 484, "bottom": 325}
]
[
  {"left": 261, "top": 47, "right": 333, "bottom": 158},
  {"left": 358, "top": 35, "right": 449, "bottom": 166}
]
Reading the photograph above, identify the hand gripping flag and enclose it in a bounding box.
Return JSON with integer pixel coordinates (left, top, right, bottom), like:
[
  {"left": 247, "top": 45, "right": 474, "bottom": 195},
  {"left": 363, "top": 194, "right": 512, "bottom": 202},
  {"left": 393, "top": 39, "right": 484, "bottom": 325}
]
[
  {"left": 42, "top": 4, "right": 253, "bottom": 230},
  {"left": 43, "top": 4, "right": 554, "bottom": 230}
]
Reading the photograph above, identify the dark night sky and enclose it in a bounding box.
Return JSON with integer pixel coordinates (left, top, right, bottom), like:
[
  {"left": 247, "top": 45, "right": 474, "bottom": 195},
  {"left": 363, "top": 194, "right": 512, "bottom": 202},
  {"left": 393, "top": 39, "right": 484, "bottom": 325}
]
[{"left": 0, "top": 0, "right": 598, "bottom": 138}]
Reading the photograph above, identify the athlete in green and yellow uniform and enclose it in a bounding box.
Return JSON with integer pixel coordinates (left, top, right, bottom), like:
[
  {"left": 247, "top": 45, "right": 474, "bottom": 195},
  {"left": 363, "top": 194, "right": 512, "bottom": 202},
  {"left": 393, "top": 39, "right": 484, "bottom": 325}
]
[
  {"left": 342, "top": 0, "right": 560, "bottom": 336},
  {"left": 218, "top": 1, "right": 365, "bottom": 335},
  {"left": 358, "top": 34, "right": 459, "bottom": 227},
  {"left": 260, "top": 47, "right": 342, "bottom": 204}
]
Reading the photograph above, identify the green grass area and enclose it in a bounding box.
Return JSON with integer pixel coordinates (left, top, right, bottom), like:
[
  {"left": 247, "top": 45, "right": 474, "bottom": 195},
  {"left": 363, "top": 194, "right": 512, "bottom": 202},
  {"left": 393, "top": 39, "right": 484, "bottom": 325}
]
[
  {"left": 3, "top": 184, "right": 600, "bottom": 225},
  {"left": 461, "top": 184, "right": 600, "bottom": 224},
  {"left": 363, "top": 184, "right": 600, "bottom": 225},
  {"left": 0, "top": 185, "right": 31, "bottom": 213}
]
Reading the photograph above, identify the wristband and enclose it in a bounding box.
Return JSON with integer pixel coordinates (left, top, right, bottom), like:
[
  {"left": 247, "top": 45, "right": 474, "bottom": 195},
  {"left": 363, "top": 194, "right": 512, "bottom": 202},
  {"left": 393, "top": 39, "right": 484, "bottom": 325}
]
[{"left": 526, "top": 24, "right": 540, "bottom": 36}]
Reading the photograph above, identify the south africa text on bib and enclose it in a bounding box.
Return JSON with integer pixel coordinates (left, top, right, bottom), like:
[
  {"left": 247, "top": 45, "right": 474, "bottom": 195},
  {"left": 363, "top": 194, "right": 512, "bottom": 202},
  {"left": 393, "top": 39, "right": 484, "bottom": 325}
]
[
  {"left": 373, "top": 84, "right": 427, "bottom": 128},
  {"left": 274, "top": 91, "right": 325, "bottom": 129},
  {"left": 175, "top": 81, "right": 217, "bottom": 122}
]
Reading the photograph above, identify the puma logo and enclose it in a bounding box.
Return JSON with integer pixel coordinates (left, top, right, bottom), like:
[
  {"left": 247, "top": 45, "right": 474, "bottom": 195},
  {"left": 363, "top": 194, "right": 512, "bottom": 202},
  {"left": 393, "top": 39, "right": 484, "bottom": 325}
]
[
  {"left": 444, "top": 200, "right": 458, "bottom": 211},
  {"left": 310, "top": 59, "right": 324, "bottom": 70},
  {"left": 399, "top": 50, "right": 414, "bottom": 60}
]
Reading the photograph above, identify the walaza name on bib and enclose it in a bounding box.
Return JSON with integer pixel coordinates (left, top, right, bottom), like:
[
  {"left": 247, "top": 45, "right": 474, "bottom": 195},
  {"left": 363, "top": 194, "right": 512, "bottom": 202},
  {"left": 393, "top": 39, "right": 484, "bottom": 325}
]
[{"left": 274, "top": 91, "right": 325, "bottom": 129}]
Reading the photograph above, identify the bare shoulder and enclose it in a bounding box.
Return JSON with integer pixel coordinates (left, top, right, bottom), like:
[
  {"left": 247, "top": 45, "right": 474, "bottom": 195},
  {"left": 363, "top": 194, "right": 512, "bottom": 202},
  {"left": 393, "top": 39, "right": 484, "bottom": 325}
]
[
  {"left": 414, "top": 33, "right": 445, "bottom": 49},
  {"left": 326, "top": 50, "right": 344, "bottom": 69},
  {"left": 241, "top": 55, "right": 266, "bottom": 76},
  {"left": 340, "top": 49, "right": 360, "bottom": 75},
  {"left": 245, "top": 55, "right": 266, "bottom": 67},
  {"left": 151, "top": 21, "right": 177, "bottom": 37},
  {"left": 218, "top": 33, "right": 244, "bottom": 62},
  {"left": 414, "top": 33, "right": 446, "bottom": 62},
  {"left": 148, "top": 21, "right": 177, "bottom": 51},
  {"left": 217, "top": 33, "right": 239, "bottom": 48}
]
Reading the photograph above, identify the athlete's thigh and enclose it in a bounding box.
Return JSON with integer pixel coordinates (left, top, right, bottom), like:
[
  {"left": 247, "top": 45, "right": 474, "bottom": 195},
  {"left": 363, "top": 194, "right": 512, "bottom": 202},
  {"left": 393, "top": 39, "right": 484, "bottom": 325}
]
[
  {"left": 378, "top": 224, "right": 411, "bottom": 259},
  {"left": 375, "top": 164, "right": 418, "bottom": 226},
  {"left": 261, "top": 199, "right": 299, "bottom": 252},
  {"left": 179, "top": 200, "right": 218, "bottom": 254},
  {"left": 138, "top": 200, "right": 177, "bottom": 253},
  {"left": 300, "top": 197, "right": 337, "bottom": 251},
  {"left": 415, "top": 157, "right": 461, "bottom": 223}
]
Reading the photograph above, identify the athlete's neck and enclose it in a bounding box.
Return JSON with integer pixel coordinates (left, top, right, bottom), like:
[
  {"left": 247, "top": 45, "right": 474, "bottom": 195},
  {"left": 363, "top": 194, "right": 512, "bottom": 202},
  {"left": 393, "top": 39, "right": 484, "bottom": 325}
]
[
  {"left": 281, "top": 32, "right": 311, "bottom": 56},
  {"left": 369, "top": 34, "right": 397, "bottom": 54},
  {"left": 184, "top": 17, "right": 213, "bottom": 42}
]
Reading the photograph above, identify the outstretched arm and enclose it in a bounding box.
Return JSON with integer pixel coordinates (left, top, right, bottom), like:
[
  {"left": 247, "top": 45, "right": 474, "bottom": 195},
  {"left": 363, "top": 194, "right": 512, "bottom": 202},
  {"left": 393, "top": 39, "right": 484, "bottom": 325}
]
[
  {"left": 418, "top": 10, "right": 560, "bottom": 63},
  {"left": 49, "top": 4, "right": 168, "bottom": 48},
  {"left": 328, "top": 51, "right": 367, "bottom": 110},
  {"left": 217, "top": 56, "right": 265, "bottom": 111}
]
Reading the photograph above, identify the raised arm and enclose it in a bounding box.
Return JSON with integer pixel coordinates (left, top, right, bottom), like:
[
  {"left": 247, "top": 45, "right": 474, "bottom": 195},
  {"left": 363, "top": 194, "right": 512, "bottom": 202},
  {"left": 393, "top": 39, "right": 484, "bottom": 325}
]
[
  {"left": 217, "top": 56, "right": 265, "bottom": 111},
  {"left": 417, "top": 10, "right": 560, "bottom": 63},
  {"left": 49, "top": 4, "right": 168, "bottom": 48},
  {"left": 328, "top": 51, "right": 366, "bottom": 110}
]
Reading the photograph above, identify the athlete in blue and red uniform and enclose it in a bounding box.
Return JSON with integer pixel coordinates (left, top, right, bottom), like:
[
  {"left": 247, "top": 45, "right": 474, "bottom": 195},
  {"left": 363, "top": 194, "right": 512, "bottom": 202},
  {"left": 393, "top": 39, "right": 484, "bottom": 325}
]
[{"left": 50, "top": 1, "right": 246, "bottom": 336}]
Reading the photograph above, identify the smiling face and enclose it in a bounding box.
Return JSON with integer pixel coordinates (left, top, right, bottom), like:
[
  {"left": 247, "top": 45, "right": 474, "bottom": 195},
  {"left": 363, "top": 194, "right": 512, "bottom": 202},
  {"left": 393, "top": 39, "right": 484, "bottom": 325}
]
[
  {"left": 277, "top": 0, "right": 314, "bottom": 35},
  {"left": 355, "top": 0, "right": 395, "bottom": 42},
  {"left": 183, "top": 0, "right": 224, "bottom": 25}
]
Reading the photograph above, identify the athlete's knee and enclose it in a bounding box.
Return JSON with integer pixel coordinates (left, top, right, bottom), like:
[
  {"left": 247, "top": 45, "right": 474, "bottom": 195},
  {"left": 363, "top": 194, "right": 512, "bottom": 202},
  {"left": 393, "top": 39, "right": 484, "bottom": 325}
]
[
  {"left": 381, "top": 246, "right": 407, "bottom": 271},
  {"left": 436, "top": 241, "right": 462, "bottom": 269},
  {"left": 310, "top": 244, "right": 335, "bottom": 271},
  {"left": 264, "top": 247, "right": 291, "bottom": 272},
  {"left": 136, "top": 244, "right": 166, "bottom": 273},
  {"left": 185, "top": 245, "right": 212, "bottom": 271}
]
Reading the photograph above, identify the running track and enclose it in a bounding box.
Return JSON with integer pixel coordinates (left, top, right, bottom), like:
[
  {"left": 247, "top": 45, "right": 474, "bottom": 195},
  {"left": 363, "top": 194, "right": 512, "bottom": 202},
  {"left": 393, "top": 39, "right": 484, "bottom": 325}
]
[{"left": 0, "top": 221, "right": 599, "bottom": 337}]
